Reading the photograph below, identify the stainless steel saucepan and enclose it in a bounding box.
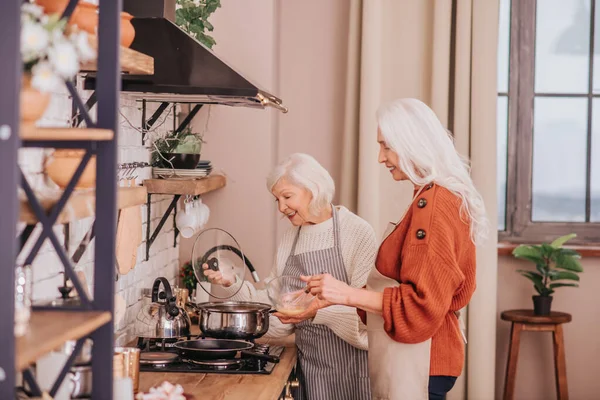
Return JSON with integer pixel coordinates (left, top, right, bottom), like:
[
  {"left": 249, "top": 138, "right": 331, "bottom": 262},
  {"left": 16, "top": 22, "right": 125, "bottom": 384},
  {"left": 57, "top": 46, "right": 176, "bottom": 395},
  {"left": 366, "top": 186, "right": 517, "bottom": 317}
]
[{"left": 196, "top": 301, "right": 275, "bottom": 340}]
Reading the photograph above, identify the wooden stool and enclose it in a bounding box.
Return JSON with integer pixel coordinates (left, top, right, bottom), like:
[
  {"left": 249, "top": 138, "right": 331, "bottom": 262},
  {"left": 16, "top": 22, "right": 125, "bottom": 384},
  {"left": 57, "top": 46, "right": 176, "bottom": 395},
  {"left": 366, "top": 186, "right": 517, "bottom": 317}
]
[{"left": 501, "top": 309, "right": 572, "bottom": 400}]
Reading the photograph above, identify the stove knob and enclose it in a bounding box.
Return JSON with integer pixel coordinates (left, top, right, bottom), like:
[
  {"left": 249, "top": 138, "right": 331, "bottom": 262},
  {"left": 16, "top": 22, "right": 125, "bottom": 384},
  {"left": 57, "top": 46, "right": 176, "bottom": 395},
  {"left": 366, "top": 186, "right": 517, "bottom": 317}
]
[{"left": 283, "top": 379, "right": 299, "bottom": 399}]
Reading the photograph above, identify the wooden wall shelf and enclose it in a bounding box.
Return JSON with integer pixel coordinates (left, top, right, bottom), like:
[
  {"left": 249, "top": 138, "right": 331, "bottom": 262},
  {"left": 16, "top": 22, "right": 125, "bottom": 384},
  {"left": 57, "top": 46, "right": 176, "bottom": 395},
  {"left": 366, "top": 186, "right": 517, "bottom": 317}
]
[
  {"left": 20, "top": 127, "right": 114, "bottom": 141},
  {"left": 143, "top": 175, "right": 227, "bottom": 195},
  {"left": 20, "top": 186, "right": 147, "bottom": 225},
  {"left": 16, "top": 310, "right": 111, "bottom": 371},
  {"left": 82, "top": 35, "right": 154, "bottom": 76}
]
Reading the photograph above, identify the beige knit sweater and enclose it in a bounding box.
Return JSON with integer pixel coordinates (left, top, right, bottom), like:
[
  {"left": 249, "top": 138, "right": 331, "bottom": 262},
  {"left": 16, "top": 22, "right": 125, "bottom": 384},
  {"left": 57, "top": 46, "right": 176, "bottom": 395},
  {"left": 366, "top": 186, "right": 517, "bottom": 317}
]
[{"left": 221, "top": 206, "right": 377, "bottom": 350}]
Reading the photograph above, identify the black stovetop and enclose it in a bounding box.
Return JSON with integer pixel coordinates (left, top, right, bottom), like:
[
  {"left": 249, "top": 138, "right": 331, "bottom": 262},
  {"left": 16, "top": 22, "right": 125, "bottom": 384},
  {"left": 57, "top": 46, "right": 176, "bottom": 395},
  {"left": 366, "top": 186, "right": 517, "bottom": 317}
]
[{"left": 137, "top": 337, "right": 284, "bottom": 375}]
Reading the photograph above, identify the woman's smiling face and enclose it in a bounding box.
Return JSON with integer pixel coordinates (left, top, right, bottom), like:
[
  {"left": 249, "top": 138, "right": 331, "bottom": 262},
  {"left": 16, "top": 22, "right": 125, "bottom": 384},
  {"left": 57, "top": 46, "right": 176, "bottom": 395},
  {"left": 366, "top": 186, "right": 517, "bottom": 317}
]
[
  {"left": 377, "top": 127, "right": 408, "bottom": 181},
  {"left": 271, "top": 178, "right": 314, "bottom": 226}
]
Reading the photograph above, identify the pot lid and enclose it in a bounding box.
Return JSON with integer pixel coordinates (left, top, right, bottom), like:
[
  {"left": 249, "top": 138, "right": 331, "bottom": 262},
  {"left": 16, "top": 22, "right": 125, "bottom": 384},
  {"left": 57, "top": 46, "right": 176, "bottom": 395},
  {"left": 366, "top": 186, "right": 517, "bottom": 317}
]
[{"left": 191, "top": 228, "right": 247, "bottom": 300}]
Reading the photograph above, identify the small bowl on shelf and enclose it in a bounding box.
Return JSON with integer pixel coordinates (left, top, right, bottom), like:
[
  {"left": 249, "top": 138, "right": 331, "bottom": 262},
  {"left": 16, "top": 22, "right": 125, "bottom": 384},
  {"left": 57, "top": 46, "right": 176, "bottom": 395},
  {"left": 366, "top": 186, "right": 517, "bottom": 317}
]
[
  {"left": 45, "top": 150, "right": 96, "bottom": 189},
  {"left": 160, "top": 153, "right": 201, "bottom": 169}
]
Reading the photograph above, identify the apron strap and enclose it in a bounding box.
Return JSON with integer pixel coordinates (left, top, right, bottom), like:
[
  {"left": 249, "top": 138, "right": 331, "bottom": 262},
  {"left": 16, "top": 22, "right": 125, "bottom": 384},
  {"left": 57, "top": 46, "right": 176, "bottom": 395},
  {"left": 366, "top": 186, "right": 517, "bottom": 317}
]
[
  {"left": 289, "top": 226, "right": 301, "bottom": 256},
  {"left": 331, "top": 204, "right": 341, "bottom": 250},
  {"left": 289, "top": 205, "right": 340, "bottom": 259}
]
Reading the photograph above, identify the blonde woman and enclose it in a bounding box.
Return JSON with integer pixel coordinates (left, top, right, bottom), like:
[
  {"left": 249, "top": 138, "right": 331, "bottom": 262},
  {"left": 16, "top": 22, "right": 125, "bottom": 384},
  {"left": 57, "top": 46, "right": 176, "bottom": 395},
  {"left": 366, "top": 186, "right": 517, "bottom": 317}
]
[
  {"left": 203, "top": 153, "right": 377, "bottom": 400},
  {"left": 304, "top": 99, "right": 488, "bottom": 400}
]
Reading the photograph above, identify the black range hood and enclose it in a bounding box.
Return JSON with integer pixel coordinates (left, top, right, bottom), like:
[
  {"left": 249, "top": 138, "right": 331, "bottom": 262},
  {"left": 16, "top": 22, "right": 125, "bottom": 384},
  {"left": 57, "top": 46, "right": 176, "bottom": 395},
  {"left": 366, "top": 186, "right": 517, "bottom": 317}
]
[{"left": 84, "top": 0, "right": 287, "bottom": 113}]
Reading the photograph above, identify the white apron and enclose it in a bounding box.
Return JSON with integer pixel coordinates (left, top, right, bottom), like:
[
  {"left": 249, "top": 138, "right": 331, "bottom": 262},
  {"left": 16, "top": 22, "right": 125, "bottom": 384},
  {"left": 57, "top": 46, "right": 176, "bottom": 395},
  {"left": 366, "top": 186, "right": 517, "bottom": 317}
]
[{"left": 365, "top": 188, "right": 431, "bottom": 400}]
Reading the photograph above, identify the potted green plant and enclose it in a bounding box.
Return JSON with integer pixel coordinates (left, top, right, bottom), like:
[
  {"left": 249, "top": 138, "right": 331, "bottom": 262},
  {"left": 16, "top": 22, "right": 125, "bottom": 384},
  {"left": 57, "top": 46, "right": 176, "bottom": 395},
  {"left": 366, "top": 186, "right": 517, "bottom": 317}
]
[
  {"left": 150, "top": 127, "right": 205, "bottom": 169},
  {"left": 513, "top": 233, "right": 583, "bottom": 316},
  {"left": 175, "top": 0, "right": 221, "bottom": 49},
  {"left": 179, "top": 261, "right": 197, "bottom": 294}
]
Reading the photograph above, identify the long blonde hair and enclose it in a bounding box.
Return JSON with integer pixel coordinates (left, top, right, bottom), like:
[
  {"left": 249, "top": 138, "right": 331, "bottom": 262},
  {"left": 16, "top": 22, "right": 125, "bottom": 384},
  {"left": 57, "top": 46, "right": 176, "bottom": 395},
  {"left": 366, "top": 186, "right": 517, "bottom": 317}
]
[{"left": 377, "top": 98, "right": 488, "bottom": 245}]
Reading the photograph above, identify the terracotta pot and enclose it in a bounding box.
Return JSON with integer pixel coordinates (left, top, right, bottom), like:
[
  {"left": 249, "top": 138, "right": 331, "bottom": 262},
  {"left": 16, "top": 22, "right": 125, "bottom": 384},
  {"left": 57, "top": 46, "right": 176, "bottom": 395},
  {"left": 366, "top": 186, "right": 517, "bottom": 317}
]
[
  {"left": 70, "top": 2, "right": 98, "bottom": 35},
  {"left": 20, "top": 74, "right": 51, "bottom": 126},
  {"left": 120, "top": 12, "right": 135, "bottom": 47},
  {"left": 34, "top": 1, "right": 135, "bottom": 48},
  {"left": 34, "top": 0, "right": 70, "bottom": 15},
  {"left": 46, "top": 150, "right": 96, "bottom": 189}
]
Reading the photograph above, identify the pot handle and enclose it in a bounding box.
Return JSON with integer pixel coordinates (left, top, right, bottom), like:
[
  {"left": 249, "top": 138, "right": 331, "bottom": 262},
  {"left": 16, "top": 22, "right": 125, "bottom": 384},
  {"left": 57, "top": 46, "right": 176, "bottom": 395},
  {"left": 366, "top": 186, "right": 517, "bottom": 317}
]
[
  {"left": 152, "top": 277, "right": 179, "bottom": 317},
  {"left": 240, "top": 350, "right": 280, "bottom": 364}
]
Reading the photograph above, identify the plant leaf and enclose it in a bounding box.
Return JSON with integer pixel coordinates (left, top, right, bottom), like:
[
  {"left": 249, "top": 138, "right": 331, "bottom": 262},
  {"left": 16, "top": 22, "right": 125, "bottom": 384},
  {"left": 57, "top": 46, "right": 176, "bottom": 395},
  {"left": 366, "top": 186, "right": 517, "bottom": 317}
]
[
  {"left": 535, "top": 263, "right": 549, "bottom": 277},
  {"left": 517, "top": 270, "right": 547, "bottom": 294},
  {"left": 513, "top": 245, "right": 545, "bottom": 264},
  {"left": 541, "top": 243, "right": 556, "bottom": 258},
  {"left": 555, "top": 253, "right": 584, "bottom": 273},
  {"left": 549, "top": 283, "right": 579, "bottom": 289},
  {"left": 551, "top": 233, "right": 577, "bottom": 248},
  {"left": 549, "top": 271, "right": 580, "bottom": 281},
  {"left": 556, "top": 248, "right": 581, "bottom": 257}
]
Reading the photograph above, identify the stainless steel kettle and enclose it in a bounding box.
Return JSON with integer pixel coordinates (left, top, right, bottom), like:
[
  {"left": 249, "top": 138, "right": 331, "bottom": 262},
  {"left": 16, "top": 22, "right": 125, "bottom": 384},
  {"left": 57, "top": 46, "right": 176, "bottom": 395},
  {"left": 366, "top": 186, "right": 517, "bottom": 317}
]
[{"left": 134, "top": 277, "right": 191, "bottom": 338}]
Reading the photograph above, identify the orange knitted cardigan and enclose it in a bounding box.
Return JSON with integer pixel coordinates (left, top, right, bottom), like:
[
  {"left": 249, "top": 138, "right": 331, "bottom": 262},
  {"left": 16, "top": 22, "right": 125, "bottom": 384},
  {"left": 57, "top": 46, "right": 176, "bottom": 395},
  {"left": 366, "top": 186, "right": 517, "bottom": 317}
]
[{"left": 358, "top": 184, "right": 476, "bottom": 377}]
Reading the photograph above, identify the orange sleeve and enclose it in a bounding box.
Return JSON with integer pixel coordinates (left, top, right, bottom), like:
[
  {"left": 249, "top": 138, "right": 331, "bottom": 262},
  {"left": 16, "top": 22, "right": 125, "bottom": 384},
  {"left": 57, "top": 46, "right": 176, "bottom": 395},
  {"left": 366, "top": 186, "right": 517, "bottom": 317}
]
[{"left": 382, "top": 241, "right": 464, "bottom": 344}]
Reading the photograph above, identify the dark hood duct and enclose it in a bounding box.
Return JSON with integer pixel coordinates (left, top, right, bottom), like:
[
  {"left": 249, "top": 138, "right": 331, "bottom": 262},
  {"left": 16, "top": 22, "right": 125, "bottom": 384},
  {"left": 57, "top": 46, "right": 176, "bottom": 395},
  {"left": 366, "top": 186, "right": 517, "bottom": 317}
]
[{"left": 85, "top": 0, "right": 287, "bottom": 113}]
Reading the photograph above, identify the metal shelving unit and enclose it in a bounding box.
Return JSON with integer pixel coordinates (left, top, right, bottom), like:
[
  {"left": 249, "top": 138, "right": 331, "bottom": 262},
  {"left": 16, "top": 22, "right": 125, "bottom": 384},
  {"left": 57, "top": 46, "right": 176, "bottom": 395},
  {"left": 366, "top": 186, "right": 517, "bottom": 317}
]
[{"left": 0, "top": 0, "right": 126, "bottom": 397}]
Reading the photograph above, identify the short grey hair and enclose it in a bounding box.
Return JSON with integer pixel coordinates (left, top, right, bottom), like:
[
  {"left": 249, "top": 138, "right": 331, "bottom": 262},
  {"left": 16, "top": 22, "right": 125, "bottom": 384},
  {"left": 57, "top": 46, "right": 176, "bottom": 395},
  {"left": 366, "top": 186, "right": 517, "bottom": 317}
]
[{"left": 266, "top": 153, "right": 335, "bottom": 215}]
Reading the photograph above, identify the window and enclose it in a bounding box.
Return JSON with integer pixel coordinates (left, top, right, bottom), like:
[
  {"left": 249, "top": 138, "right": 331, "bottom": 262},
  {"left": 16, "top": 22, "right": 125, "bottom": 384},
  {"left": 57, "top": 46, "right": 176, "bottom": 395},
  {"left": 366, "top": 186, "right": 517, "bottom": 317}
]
[{"left": 497, "top": 0, "right": 600, "bottom": 244}]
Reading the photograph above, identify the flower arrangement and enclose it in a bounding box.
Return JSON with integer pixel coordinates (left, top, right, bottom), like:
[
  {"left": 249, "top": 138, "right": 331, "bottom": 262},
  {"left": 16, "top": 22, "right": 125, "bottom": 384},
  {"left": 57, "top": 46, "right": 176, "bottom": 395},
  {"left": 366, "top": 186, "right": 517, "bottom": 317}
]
[{"left": 21, "top": 2, "right": 96, "bottom": 93}]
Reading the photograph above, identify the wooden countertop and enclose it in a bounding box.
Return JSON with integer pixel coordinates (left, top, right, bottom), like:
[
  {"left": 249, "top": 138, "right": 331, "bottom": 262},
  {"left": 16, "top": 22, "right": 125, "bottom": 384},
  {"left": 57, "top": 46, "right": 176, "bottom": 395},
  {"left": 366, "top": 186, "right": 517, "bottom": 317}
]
[{"left": 137, "top": 336, "right": 297, "bottom": 400}]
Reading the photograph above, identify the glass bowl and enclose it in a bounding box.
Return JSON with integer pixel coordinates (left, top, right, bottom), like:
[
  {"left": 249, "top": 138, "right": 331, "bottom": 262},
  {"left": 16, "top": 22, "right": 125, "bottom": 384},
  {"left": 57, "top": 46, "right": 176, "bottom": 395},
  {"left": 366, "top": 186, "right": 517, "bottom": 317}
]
[{"left": 266, "top": 275, "right": 315, "bottom": 316}]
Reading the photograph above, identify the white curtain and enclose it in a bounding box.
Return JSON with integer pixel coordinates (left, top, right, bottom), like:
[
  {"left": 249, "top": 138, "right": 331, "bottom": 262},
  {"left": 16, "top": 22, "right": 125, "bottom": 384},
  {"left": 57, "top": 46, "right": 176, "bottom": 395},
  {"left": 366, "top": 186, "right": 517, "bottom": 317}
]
[{"left": 340, "top": 1, "right": 500, "bottom": 398}]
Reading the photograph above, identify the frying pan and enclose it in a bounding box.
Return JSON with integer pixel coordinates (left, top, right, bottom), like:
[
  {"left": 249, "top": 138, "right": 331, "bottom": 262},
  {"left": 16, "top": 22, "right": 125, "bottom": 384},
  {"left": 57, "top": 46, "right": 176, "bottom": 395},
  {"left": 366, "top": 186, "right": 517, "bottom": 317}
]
[{"left": 173, "top": 339, "right": 280, "bottom": 363}]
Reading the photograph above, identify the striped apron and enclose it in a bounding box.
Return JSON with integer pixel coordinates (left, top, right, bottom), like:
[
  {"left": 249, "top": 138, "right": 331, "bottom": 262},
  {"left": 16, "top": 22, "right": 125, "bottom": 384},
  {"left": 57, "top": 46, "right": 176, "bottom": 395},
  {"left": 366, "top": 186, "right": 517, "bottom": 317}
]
[{"left": 282, "top": 206, "right": 370, "bottom": 400}]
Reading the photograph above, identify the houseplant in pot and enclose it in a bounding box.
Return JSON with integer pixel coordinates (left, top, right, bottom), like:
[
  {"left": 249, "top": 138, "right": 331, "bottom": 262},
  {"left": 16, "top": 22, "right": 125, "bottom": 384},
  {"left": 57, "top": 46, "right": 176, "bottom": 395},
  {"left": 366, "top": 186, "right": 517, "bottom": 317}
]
[
  {"left": 513, "top": 233, "right": 583, "bottom": 316},
  {"left": 175, "top": 0, "right": 221, "bottom": 49},
  {"left": 151, "top": 127, "right": 205, "bottom": 169},
  {"left": 20, "top": 2, "right": 96, "bottom": 126}
]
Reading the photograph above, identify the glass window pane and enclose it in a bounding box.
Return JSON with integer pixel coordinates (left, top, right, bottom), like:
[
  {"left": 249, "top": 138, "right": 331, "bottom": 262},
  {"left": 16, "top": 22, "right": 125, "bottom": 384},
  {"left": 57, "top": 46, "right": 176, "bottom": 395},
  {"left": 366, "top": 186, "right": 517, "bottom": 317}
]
[
  {"left": 497, "top": 96, "right": 509, "bottom": 230},
  {"left": 535, "top": 0, "right": 591, "bottom": 94},
  {"left": 498, "top": 0, "right": 511, "bottom": 93},
  {"left": 532, "top": 97, "right": 588, "bottom": 222},
  {"left": 593, "top": 0, "right": 600, "bottom": 93},
  {"left": 591, "top": 99, "right": 600, "bottom": 221}
]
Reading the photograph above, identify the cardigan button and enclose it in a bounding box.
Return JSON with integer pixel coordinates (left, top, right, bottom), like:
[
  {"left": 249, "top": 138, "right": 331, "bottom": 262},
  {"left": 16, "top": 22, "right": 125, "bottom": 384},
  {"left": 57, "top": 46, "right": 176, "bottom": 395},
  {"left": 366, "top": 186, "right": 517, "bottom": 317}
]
[
  {"left": 417, "top": 198, "right": 427, "bottom": 208},
  {"left": 416, "top": 229, "right": 426, "bottom": 239},
  {"left": 426, "top": 183, "right": 434, "bottom": 190}
]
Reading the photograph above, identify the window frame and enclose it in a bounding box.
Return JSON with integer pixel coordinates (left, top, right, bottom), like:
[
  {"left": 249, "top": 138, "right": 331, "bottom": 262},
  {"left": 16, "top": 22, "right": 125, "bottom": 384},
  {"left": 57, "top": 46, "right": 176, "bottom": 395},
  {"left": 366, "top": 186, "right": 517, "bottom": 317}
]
[{"left": 500, "top": 0, "right": 600, "bottom": 245}]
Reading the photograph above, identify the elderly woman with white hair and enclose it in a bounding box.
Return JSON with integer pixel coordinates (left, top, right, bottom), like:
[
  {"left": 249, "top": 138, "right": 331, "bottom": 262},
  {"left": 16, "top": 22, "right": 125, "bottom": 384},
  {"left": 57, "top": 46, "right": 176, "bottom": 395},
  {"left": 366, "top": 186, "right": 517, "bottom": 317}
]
[
  {"left": 303, "top": 99, "right": 489, "bottom": 400},
  {"left": 203, "top": 153, "right": 377, "bottom": 400}
]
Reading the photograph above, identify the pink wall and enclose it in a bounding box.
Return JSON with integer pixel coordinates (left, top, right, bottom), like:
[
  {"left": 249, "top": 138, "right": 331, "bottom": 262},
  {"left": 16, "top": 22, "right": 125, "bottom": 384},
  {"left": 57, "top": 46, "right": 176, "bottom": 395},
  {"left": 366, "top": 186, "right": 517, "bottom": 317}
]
[{"left": 179, "top": 0, "right": 351, "bottom": 281}]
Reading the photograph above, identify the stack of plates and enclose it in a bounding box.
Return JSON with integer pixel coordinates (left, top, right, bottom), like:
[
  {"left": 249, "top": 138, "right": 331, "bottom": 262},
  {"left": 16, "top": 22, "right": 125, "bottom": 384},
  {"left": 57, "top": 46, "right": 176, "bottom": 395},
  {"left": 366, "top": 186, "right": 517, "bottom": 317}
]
[
  {"left": 153, "top": 160, "right": 213, "bottom": 179},
  {"left": 196, "top": 160, "right": 212, "bottom": 173}
]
